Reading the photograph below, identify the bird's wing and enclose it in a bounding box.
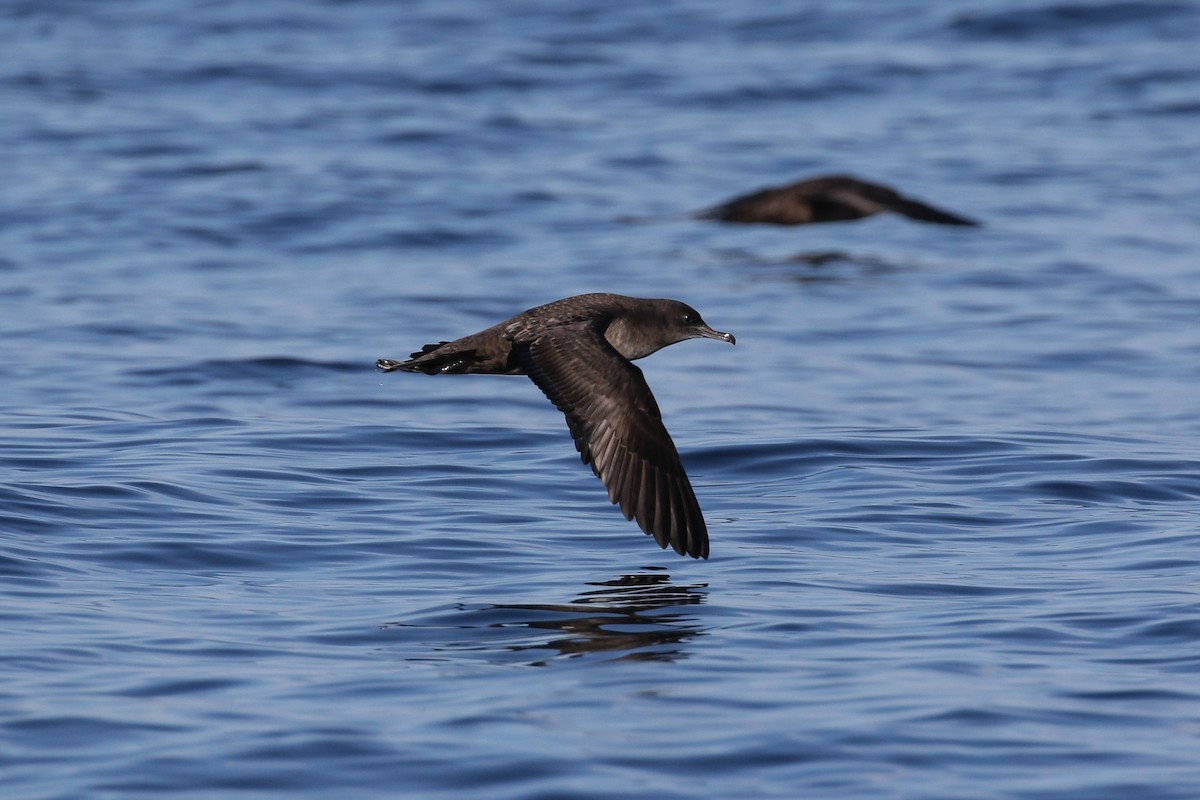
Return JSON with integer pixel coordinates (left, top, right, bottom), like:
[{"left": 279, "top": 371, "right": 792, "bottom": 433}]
[
  {"left": 882, "top": 195, "right": 979, "bottom": 226},
  {"left": 817, "top": 186, "right": 977, "bottom": 226},
  {"left": 823, "top": 177, "right": 978, "bottom": 226},
  {"left": 515, "top": 323, "right": 709, "bottom": 559}
]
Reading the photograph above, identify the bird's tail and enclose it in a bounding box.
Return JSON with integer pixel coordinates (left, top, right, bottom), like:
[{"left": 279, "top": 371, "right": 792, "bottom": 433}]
[{"left": 376, "top": 341, "right": 481, "bottom": 375}]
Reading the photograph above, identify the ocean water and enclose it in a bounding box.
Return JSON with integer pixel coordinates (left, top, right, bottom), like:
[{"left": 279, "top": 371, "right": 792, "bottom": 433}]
[{"left": 3, "top": 1, "right": 1200, "bottom": 798}]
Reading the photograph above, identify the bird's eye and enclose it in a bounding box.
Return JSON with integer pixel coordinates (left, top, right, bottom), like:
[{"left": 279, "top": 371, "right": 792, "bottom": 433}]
[{"left": 682, "top": 313, "right": 695, "bottom": 324}]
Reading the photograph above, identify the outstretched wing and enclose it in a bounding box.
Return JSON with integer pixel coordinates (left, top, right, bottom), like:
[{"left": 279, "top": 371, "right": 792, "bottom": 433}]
[
  {"left": 515, "top": 323, "right": 709, "bottom": 558},
  {"left": 822, "top": 177, "right": 978, "bottom": 226}
]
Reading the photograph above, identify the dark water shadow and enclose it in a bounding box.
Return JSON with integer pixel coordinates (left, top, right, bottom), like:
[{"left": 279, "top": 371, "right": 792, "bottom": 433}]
[
  {"left": 383, "top": 567, "right": 708, "bottom": 666},
  {"left": 493, "top": 567, "right": 709, "bottom": 664},
  {"left": 715, "top": 248, "right": 911, "bottom": 285}
]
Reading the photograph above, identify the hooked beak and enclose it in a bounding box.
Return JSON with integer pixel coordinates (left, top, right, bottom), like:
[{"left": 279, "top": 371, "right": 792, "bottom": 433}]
[{"left": 699, "top": 325, "right": 736, "bottom": 345}]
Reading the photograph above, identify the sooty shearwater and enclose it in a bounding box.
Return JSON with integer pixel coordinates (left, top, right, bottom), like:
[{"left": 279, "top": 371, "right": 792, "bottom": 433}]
[
  {"left": 376, "top": 293, "right": 735, "bottom": 559},
  {"left": 701, "top": 174, "right": 978, "bottom": 226}
]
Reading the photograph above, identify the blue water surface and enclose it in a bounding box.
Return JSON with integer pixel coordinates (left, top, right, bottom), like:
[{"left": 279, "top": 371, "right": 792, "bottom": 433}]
[{"left": 3, "top": 1, "right": 1200, "bottom": 798}]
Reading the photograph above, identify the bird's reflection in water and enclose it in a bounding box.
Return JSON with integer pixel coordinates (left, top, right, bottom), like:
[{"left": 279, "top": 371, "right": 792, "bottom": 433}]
[
  {"left": 493, "top": 567, "right": 707, "bottom": 664},
  {"left": 715, "top": 248, "right": 906, "bottom": 286}
]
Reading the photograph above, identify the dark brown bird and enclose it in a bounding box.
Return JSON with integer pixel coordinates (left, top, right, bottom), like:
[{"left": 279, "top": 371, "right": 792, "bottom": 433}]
[
  {"left": 701, "top": 174, "right": 978, "bottom": 226},
  {"left": 376, "top": 293, "right": 735, "bottom": 559}
]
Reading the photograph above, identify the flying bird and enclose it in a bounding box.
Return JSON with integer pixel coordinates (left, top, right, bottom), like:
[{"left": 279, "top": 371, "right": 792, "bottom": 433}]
[
  {"left": 377, "top": 293, "right": 735, "bottom": 559},
  {"left": 701, "top": 174, "right": 978, "bottom": 226}
]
